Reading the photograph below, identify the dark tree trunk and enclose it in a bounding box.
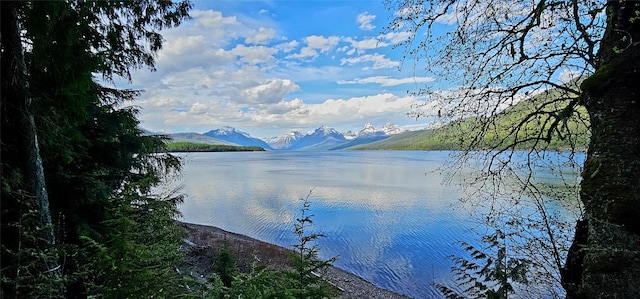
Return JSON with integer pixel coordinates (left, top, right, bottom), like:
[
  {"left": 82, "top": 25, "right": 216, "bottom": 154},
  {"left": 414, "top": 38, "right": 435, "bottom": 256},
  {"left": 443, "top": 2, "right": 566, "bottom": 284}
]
[
  {"left": 563, "top": 1, "right": 640, "bottom": 297},
  {"left": 1, "top": 0, "right": 59, "bottom": 276}
]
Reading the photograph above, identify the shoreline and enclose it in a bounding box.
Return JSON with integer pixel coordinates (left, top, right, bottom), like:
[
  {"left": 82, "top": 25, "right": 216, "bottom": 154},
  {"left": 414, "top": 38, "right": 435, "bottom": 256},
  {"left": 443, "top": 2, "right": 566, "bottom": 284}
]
[{"left": 178, "top": 221, "right": 413, "bottom": 299}]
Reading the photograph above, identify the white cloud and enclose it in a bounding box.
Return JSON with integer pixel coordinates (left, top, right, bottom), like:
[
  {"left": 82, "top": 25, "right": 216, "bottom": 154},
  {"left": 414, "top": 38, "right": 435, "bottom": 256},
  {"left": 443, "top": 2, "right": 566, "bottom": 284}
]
[
  {"left": 191, "top": 9, "right": 238, "bottom": 28},
  {"left": 345, "top": 37, "right": 386, "bottom": 52},
  {"left": 285, "top": 47, "right": 319, "bottom": 59},
  {"left": 383, "top": 31, "right": 412, "bottom": 44},
  {"left": 340, "top": 53, "right": 399, "bottom": 69},
  {"left": 238, "top": 79, "right": 300, "bottom": 104},
  {"left": 337, "top": 45, "right": 350, "bottom": 52},
  {"left": 357, "top": 12, "right": 376, "bottom": 31},
  {"left": 276, "top": 40, "right": 300, "bottom": 53},
  {"left": 138, "top": 90, "right": 421, "bottom": 136},
  {"left": 337, "top": 76, "right": 435, "bottom": 86},
  {"left": 309, "top": 93, "right": 414, "bottom": 121},
  {"left": 230, "top": 44, "right": 277, "bottom": 65},
  {"left": 247, "top": 93, "right": 417, "bottom": 128},
  {"left": 245, "top": 27, "right": 276, "bottom": 45},
  {"left": 264, "top": 98, "right": 305, "bottom": 114},
  {"left": 189, "top": 102, "right": 210, "bottom": 115},
  {"left": 558, "top": 69, "right": 581, "bottom": 84},
  {"left": 127, "top": 5, "right": 437, "bottom": 136},
  {"left": 305, "top": 35, "right": 341, "bottom": 53}
]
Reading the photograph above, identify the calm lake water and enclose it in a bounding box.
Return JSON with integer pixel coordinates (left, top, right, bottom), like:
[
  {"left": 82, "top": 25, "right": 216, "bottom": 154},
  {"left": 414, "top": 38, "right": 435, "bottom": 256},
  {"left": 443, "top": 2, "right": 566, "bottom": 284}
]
[{"left": 176, "top": 151, "right": 580, "bottom": 298}]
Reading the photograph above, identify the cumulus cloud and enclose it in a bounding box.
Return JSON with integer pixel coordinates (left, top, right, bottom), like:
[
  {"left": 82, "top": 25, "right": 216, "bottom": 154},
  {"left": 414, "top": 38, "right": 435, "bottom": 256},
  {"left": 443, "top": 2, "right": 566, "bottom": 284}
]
[
  {"left": 138, "top": 90, "right": 420, "bottom": 136},
  {"left": 286, "top": 47, "right": 319, "bottom": 59},
  {"left": 308, "top": 93, "right": 414, "bottom": 121},
  {"left": 283, "top": 35, "right": 342, "bottom": 60},
  {"left": 230, "top": 44, "right": 277, "bottom": 65},
  {"left": 383, "top": 31, "right": 412, "bottom": 44},
  {"left": 127, "top": 6, "right": 435, "bottom": 136},
  {"left": 245, "top": 27, "right": 276, "bottom": 45},
  {"left": 345, "top": 37, "right": 386, "bottom": 52},
  {"left": 237, "top": 79, "right": 300, "bottom": 104},
  {"left": 192, "top": 9, "right": 238, "bottom": 28},
  {"left": 189, "top": 102, "right": 209, "bottom": 115},
  {"left": 337, "top": 76, "right": 435, "bottom": 86},
  {"left": 276, "top": 40, "right": 300, "bottom": 53},
  {"left": 305, "top": 35, "right": 341, "bottom": 53},
  {"left": 357, "top": 12, "right": 376, "bottom": 31},
  {"left": 246, "top": 93, "right": 417, "bottom": 128},
  {"left": 340, "top": 53, "right": 399, "bottom": 69},
  {"left": 264, "top": 98, "right": 306, "bottom": 114}
]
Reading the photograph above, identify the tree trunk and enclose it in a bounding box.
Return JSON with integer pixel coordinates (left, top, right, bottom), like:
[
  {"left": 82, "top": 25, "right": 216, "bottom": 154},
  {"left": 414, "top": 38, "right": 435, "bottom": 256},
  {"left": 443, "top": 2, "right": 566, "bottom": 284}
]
[
  {"left": 1, "top": 0, "right": 59, "bottom": 275},
  {"left": 563, "top": 1, "right": 640, "bottom": 297}
]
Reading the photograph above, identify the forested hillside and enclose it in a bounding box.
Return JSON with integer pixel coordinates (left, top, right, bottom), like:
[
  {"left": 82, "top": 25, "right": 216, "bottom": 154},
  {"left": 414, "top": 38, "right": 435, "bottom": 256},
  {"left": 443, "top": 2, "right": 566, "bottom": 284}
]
[
  {"left": 166, "top": 142, "right": 266, "bottom": 152},
  {"left": 351, "top": 88, "right": 590, "bottom": 151}
]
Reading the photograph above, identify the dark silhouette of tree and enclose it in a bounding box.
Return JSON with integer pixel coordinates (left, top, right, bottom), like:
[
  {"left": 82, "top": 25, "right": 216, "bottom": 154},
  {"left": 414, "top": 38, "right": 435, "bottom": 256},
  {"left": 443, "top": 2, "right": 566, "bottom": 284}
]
[
  {"left": 1, "top": 1, "right": 191, "bottom": 298},
  {"left": 384, "top": 0, "right": 639, "bottom": 297}
]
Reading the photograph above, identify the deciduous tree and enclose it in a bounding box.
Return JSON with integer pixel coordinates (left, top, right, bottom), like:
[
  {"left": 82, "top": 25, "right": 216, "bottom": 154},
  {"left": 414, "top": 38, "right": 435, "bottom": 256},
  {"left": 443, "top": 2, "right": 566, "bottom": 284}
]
[{"left": 384, "top": 0, "right": 639, "bottom": 297}]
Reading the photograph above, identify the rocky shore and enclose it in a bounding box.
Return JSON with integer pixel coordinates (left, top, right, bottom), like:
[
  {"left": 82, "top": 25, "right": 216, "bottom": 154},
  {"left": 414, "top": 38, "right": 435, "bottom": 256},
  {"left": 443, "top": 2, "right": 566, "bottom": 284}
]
[{"left": 179, "top": 222, "right": 412, "bottom": 299}]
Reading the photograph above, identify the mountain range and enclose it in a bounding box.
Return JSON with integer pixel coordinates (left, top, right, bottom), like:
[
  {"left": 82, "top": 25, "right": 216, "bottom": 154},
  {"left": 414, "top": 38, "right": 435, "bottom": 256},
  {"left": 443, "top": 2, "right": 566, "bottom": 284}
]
[
  {"left": 167, "top": 123, "right": 409, "bottom": 150},
  {"left": 164, "top": 86, "right": 589, "bottom": 152}
]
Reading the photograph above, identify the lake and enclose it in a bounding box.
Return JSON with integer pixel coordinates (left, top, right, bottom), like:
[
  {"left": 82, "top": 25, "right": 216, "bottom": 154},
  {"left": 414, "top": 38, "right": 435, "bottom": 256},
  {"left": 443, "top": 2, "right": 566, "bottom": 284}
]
[{"left": 176, "top": 150, "right": 581, "bottom": 298}]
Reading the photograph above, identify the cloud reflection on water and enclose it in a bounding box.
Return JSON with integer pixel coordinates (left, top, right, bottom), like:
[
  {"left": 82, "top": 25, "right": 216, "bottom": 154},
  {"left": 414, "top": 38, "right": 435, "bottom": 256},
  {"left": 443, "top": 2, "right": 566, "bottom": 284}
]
[{"left": 175, "top": 151, "right": 578, "bottom": 298}]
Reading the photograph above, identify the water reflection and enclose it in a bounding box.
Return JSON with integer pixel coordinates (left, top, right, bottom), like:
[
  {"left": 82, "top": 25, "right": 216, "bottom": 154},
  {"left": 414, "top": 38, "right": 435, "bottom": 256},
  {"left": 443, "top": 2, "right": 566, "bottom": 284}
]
[{"left": 176, "top": 151, "right": 579, "bottom": 298}]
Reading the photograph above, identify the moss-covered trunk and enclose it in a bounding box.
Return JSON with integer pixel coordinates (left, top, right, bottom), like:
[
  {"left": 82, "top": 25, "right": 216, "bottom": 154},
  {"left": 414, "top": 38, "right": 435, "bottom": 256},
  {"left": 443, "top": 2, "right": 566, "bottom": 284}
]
[{"left": 562, "top": 1, "right": 640, "bottom": 297}]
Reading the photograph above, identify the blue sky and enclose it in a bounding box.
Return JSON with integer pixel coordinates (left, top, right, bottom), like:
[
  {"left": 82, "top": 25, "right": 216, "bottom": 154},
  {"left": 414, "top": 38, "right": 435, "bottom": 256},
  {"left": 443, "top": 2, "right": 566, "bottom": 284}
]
[{"left": 123, "top": 0, "right": 441, "bottom": 138}]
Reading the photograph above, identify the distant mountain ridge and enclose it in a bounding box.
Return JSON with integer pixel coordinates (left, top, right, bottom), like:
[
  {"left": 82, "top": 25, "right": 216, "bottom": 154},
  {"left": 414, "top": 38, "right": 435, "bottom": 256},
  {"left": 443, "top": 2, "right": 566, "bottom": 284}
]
[
  {"left": 203, "top": 126, "right": 273, "bottom": 150},
  {"left": 161, "top": 86, "right": 589, "bottom": 152},
  {"left": 167, "top": 132, "right": 235, "bottom": 145},
  {"left": 266, "top": 123, "right": 407, "bottom": 150},
  {"left": 285, "top": 126, "right": 347, "bottom": 150},
  {"left": 162, "top": 123, "right": 409, "bottom": 151}
]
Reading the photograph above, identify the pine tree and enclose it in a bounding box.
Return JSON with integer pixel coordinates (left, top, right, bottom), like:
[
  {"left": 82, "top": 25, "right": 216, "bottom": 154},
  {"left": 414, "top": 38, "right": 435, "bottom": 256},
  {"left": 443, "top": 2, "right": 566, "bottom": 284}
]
[
  {"left": 289, "top": 191, "right": 338, "bottom": 299},
  {"left": 1, "top": 1, "right": 192, "bottom": 298}
]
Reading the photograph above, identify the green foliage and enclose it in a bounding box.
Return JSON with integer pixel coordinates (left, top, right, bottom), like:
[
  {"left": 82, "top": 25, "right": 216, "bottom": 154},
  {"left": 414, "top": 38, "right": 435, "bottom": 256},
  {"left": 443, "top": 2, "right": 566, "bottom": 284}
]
[
  {"left": 1, "top": 1, "right": 193, "bottom": 298},
  {"left": 288, "top": 191, "right": 338, "bottom": 299},
  {"left": 437, "top": 231, "right": 531, "bottom": 299},
  {"left": 194, "top": 191, "right": 337, "bottom": 299},
  {"left": 80, "top": 186, "right": 187, "bottom": 298},
  {"left": 0, "top": 200, "right": 66, "bottom": 299},
  {"left": 166, "top": 142, "right": 266, "bottom": 152},
  {"left": 225, "top": 267, "right": 298, "bottom": 299},
  {"left": 352, "top": 88, "right": 590, "bottom": 151},
  {"left": 214, "top": 238, "right": 239, "bottom": 288}
]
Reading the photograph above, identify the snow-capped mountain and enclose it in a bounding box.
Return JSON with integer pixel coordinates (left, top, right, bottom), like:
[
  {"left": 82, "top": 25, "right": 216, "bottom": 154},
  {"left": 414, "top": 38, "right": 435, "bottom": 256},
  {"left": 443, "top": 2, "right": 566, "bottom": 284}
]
[
  {"left": 285, "top": 126, "right": 347, "bottom": 150},
  {"left": 265, "top": 123, "right": 407, "bottom": 150},
  {"left": 358, "top": 123, "right": 386, "bottom": 137},
  {"left": 357, "top": 123, "right": 406, "bottom": 137},
  {"left": 165, "top": 123, "right": 410, "bottom": 151},
  {"left": 331, "top": 123, "right": 408, "bottom": 150},
  {"left": 380, "top": 123, "right": 407, "bottom": 135},
  {"left": 265, "top": 131, "right": 304, "bottom": 150},
  {"left": 203, "top": 126, "right": 272, "bottom": 149},
  {"left": 343, "top": 130, "right": 358, "bottom": 140}
]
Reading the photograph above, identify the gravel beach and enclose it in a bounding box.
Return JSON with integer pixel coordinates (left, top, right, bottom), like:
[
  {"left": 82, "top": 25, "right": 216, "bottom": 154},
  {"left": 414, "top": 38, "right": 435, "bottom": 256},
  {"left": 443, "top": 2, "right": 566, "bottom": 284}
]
[{"left": 179, "top": 222, "right": 413, "bottom": 299}]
